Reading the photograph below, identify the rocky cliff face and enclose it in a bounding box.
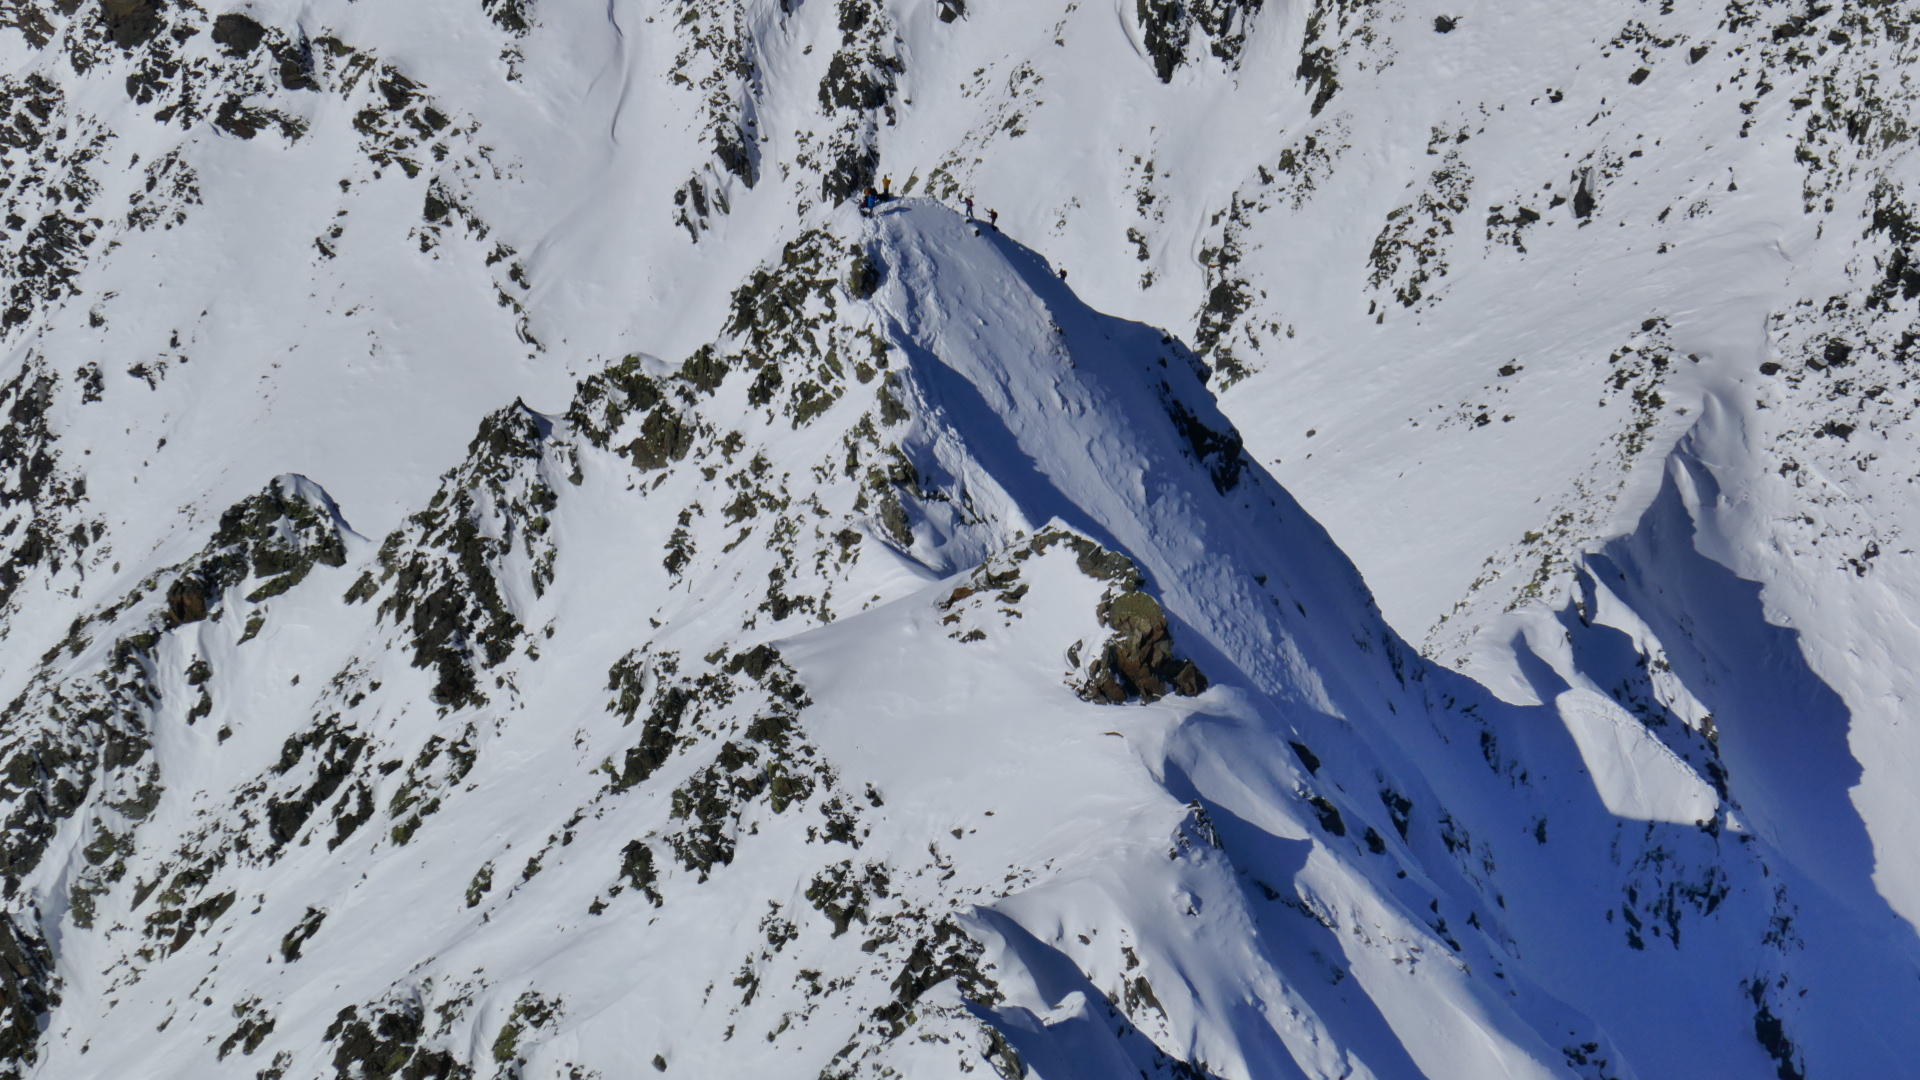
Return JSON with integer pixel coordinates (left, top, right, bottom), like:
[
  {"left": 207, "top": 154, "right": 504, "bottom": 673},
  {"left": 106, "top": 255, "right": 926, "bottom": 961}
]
[{"left": 2, "top": 3, "right": 1920, "bottom": 1079}]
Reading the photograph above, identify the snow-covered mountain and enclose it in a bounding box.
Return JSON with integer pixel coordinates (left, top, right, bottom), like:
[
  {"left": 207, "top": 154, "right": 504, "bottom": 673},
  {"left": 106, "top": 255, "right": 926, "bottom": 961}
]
[{"left": 2, "top": 1, "right": 1919, "bottom": 1077}]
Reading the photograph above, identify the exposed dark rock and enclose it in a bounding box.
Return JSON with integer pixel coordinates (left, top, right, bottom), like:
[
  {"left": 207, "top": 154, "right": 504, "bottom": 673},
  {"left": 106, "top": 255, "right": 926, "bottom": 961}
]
[
  {"left": 725, "top": 643, "right": 781, "bottom": 681},
  {"left": 813, "top": 5, "right": 901, "bottom": 206},
  {"left": 276, "top": 45, "right": 318, "bottom": 92},
  {"left": 0, "top": 365, "right": 82, "bottom": 622},
  {"left": 1308, "top": 795, "right": 1346, "bottom": 835},
  {"left": 847, "top": 251, "right": 881, "bottom": 299},
  {"left": 1572, "top": 171, "right": 1596, "bottom": 218},
  {"left": 713, "top": 121, "right": 757, "bottom": 187},
  {"left": 1137, "top": 0, "right": 1189, "bottom": 82},
  {"left": 325, "top": 999, "right": 471, "bottom": 1080},
  {"left": 633, "top": 650, "right": 831, "bottom": 877},
  {"left": 0, "top": 1, "right": 62, "bottom": 49},
  {"left": 807, "top": 859, "right": 887, "bottom": 937},
  {"left": 387, "top": 726, "right": 479, "bottom": 846},
  {"left": 217, "top": 999, "right": 275, "bottom": 1059},
  {"left": 1082, "top": 590, "right": 1209, "bottom": 703},
  {"left": 166, "top": 578, "right": 207, "bottom": 624},
  {"left": 1166, "top": 398, "right": 1245, "bottom": 493},
  {"left": 822, "top": 141, "right": 879, "bottom": 207},
  {"left": 1288, "top": 741, "right": 1321, "bottom": 774},
  {"left": 152, "top": 889, "right": 236, "bottom": 955},
  {"left": 368, "top": 404, "right": 563, "bottom": 709},
  {"left": 212, "top": 95, "right": 264, "bottom": 138},
  {"left": 1296, "top": 0, "right": 1360, "bottom": 116},
  {"left": 195, "top": 477, "right": 353, "bottom": 606},
  {"left": 619, "top": 840, "right": 662, "bottom": 905},
  {"left": 611, "top": 684, "right": 693, "bottom": 791},
  {"left": 483, "top": 0, "right": 535, "bottom": 35},
  {"left": 101, "top": 0, "right": 164, "bottom": 49},
  {"left": 621, "top": 406, "right": 695, "bottom": 470},
  {"left": 280, "top": 907, "right": 325, "bottom": 961},
  {"left": 1748, "top": 978, "right": 1806, "bottom": 1080},
  {"left": 0, "top": 477, "right": 340, "bottom": 927},
  {"left": 266, "top": 722, "right": 366, "bottom": 849},
  {"left": 1139, "top": 0, "right": 1264, "bottom": 81},
  {"left": 819, "top": 53, "right": 891, "bottom": 112},
  {"left": 1380, "top": 789, "right": 1413, "bottom": 839},
  {"left": 999, "top": 529, "right": 1211, "bottom": 704},
  {"left": 1193, "top": 0, "right": 1263, "bottom": 63},
  {"left": 0, "top": 914, "right": 54, "bottom": 1076},
  {"left": 211, "top": 12, "right": 265, "bottom": 56}
]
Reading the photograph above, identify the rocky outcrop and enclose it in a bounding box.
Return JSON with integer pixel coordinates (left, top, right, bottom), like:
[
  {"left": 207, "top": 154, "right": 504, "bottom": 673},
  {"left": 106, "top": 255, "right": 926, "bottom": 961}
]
[
  {"left": 100, "top": 0, "right": 164, "bottom": 50},
  {"left": 324, "top": 997, "right": 470, "bottom": 1080},
  {"left": 1081, "top": 589, "right": 1208, "bottom": 704},
  {"left": 1023, "top": 533, "right": 1212, "bottom": 704},
  {"left": 946, "top": 527, "right": 1209, "bottom": 705},
  {"left": 0, "top": 913, "right": 53, "bottom": 1080},
  {"left": 1137, "top": 0, "right": 1265, "bottom": 82},
  {"left": 354, "top": 404, "right": 568, "bottom": 709}
]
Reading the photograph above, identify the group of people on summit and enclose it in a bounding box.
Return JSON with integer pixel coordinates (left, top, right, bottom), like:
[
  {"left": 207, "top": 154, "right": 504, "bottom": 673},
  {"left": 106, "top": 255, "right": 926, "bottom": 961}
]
[{"left": 859, "top": 176, "right": 997, "bottom": 230}]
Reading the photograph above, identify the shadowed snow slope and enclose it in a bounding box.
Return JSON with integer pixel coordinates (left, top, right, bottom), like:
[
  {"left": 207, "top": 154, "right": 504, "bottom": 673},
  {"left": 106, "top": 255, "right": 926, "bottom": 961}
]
[{"left": 0, "top": 199, "right": 1912, "bottom": 1080}]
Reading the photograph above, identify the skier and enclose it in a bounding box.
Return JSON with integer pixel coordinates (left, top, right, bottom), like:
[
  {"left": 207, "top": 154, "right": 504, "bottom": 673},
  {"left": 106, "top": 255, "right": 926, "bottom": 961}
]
[
  {"left": 861, "top": 188, "right": 877, "bottom": 216},
  {"left": 882, "top": 176, "right": 893, "bottom": 197},
  {"left": 964, "top": 196, "right": 974, "bottom": 218},
  {"left": 988, "top": 208, "right": 998, "bottom": 230}
]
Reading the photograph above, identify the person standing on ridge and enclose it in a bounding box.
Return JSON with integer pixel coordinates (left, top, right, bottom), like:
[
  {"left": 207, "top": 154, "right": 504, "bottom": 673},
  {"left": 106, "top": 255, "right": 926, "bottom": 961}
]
[
  {"left": 862, "top": 187, "right": 877, "bottom": 216},
  {"left": 988, "top": 208, "right": 998, "bottom": 230},
  {"left": 882, "top": 176, "right": 893, "bottom": 197},
  {"left": 964, "top": 196, "right": 974, "bottom": 218}
]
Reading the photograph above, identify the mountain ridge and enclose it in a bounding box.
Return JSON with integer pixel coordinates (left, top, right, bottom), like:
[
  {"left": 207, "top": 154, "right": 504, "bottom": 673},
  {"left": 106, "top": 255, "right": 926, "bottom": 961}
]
[
  {"left": 0, "top": 197, "right": 1904, "bottom": 1079},
  {"left": 4, "top": 2, "right": 1920, "bottom": 1078}
]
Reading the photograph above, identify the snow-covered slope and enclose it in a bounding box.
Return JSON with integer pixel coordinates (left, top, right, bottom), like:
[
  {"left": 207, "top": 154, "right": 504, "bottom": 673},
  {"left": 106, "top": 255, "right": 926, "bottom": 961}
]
[{"left": 3, "top": 1, "right": 1920, "bottom": 1078}]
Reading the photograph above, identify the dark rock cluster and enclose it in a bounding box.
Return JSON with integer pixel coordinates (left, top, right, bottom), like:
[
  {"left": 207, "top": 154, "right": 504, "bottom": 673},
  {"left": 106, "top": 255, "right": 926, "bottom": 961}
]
[{"left": 1082, "top": 589, "right": 1208, "bottom": 703}]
